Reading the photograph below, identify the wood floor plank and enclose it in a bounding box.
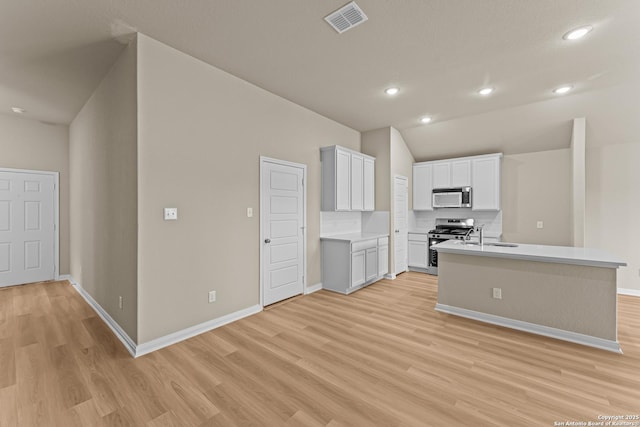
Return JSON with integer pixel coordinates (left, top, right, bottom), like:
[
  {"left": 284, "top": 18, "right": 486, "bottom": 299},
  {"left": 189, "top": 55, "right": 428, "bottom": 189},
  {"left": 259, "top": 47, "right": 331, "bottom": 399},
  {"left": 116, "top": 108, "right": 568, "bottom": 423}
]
[{"left": 1, "top": 275, "right": 639, "bottom": 426}]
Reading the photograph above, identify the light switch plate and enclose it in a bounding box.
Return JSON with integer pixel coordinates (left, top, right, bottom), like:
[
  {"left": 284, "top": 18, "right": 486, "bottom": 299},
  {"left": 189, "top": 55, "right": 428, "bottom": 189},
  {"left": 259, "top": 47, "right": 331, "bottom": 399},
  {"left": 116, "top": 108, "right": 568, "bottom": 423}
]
[
  {"left": 247, "top": 207, "right": 253, "bottom": 218},
  {"left": 536, "top": 221, "right": 543, "bottom": 229},
  {"left": 164, "top": 208, "right": 178, "bottom": 220}
]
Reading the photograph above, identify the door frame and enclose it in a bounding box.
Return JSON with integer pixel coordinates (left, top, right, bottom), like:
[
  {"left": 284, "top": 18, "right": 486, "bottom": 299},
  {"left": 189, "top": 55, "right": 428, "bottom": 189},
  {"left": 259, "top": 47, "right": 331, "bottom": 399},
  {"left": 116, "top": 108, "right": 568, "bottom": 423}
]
[
  {"left": 0, "top": 167, "right": 60, "bottom": 281},
  {"left": 392, "top": 174, "right": 408, "bottom": 278},
  {"left": 259, "top": 156, "right": 307, "bottom": 308}
]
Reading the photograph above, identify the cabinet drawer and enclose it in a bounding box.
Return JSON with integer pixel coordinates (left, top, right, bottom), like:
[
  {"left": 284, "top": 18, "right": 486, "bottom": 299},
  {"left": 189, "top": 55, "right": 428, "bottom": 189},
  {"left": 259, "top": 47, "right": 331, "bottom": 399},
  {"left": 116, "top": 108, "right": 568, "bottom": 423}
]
[
  {"left": 408, "top": 233, "right": 428, "bottom": 242},
  {"left": 352, "top": 239, "right": 377, "bottom": 253},
  {"left": 378, "top": 237, "right": 388, "bottom": 246}
]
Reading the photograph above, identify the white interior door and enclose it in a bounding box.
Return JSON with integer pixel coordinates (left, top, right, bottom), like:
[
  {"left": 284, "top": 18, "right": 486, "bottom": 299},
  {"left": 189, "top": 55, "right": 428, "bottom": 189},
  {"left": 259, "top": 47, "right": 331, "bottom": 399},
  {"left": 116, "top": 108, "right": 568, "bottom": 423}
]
[
  {"left": 261, "top": 158, "right": 305, "bottom": 306},
  {"left": 394, "top": 176, "right": 408, "bottom": 275},
  {"left": 0, "top": 170, "right": 56, "bottom": 287}
]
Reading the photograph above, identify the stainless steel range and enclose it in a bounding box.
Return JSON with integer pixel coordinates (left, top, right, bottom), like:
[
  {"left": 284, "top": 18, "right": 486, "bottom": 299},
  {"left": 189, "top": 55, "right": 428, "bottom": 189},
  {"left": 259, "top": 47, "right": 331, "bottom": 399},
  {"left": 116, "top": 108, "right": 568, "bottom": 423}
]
[{"left": 427, "top": 218, "right": 475, "bottom": 275}]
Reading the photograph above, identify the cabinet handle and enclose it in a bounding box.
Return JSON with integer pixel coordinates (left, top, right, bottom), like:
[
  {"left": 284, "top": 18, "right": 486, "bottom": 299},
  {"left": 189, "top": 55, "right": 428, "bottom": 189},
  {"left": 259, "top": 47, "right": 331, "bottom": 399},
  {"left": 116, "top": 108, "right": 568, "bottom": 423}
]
[
  {"left": 265, "top": 239, "right": 271, "bottom": 243},
  {"left": 395, "top": 229, "right": 400, "bottom": 233}
]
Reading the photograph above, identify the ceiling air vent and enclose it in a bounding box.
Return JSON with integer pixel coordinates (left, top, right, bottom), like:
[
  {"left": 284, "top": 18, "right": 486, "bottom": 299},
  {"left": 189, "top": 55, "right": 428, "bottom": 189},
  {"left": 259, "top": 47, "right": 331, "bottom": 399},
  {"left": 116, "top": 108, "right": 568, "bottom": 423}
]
[{"left": 324, "top": 2, "right": 368, "bottom": 34}]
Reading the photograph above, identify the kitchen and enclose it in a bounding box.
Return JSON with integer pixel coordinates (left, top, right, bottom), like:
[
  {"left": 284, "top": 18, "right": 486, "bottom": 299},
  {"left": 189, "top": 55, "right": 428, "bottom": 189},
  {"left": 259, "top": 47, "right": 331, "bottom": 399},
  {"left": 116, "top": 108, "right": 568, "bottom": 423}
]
[{"left": 1, "top": 1, "right": 640, "bottom": 425}]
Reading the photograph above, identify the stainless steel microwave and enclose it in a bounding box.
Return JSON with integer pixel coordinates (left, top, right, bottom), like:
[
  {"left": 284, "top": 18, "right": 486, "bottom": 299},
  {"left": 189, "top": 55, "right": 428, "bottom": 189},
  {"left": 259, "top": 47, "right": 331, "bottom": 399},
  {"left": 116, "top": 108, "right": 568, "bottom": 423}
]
[{"left": 432, "top": 187, "right": 472, "bottom": 208}]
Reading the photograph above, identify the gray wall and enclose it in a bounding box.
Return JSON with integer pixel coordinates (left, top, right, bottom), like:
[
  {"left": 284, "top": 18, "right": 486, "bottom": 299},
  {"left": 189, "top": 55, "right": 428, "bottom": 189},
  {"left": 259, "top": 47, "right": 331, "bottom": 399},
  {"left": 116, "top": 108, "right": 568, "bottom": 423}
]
[
  {"left": 135, "top": 34, "right": 360, "bottom": 343},
  {"left": 69, "top": 40, "right": 138, "bottom": 341},
  {"left": 502, "top": 149, "right": 572, "bottom": 245},
  {"left": 0, "top": 114, "right": 70, "bottom": 275}
]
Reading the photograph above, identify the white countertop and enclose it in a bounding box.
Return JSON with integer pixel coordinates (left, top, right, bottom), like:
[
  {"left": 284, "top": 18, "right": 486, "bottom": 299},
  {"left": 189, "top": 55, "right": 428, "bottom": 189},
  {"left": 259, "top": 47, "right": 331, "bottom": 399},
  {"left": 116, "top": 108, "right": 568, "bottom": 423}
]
[
  {"left": 434, "top": 240, "right": 626, "bottom": 269},
  {"left": 320, "top": 232, "right": 389, "bottom": 243}
]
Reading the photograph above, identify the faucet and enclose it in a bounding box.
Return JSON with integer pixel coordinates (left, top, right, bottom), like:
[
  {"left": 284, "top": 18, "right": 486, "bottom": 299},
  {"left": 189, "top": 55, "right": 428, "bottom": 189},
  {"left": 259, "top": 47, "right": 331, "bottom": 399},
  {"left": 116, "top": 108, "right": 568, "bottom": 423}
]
[{"left": 476, "top": 224, "right": 484, "bottom": 246}]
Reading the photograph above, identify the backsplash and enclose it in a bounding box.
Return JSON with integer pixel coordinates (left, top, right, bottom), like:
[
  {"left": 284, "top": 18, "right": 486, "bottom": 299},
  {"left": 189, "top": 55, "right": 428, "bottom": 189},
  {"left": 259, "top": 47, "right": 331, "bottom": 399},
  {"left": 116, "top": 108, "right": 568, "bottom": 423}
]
[
  {"left": 320, "top": 211, "right": 361, "bottom": 236},
  {"left": 410, "top": 209, "right": 503, "bottom": 239},
  {"left": 321, "top": 211, "right": 390, "bottom": 236},
  {"left": 362, "top": 211, "right": 390, "bottom": 234}
]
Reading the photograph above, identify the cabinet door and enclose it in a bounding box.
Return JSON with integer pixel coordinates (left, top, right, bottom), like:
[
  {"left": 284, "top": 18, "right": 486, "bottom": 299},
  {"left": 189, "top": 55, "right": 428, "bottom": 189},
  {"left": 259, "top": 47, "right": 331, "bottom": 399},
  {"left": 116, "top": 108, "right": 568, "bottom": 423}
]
[
  {"left": 336, "top": 150, "right": 351, "bottom": 211},
  {"left": 378, "top": 245, "right": 388, "bottom": 276},
  {"left": 432, "top": 162, "right": 451, "bottom": 188},
  {"left": 472, "top": 156, "right": 501, "bottom": 211},
  {"left": 451, "top": 160, "right": 471, "bottom": 187},
  {"left": 363, "top": 158, "right": 375, "bottom": 211},
  {"left": 365, "top": 247, "right": 377, "bottom": 281},
  {"left": 350, "top": 154, "right": 364, "bottom": 211},
  {"left": 413, "top": 164, "right": 433, "bottom": 210},
  {"left": 351, "top": 250, "right": 366, "bottom": 287},
  {"left": 408, "top": 241, "right": 428, "bottom": 268}
]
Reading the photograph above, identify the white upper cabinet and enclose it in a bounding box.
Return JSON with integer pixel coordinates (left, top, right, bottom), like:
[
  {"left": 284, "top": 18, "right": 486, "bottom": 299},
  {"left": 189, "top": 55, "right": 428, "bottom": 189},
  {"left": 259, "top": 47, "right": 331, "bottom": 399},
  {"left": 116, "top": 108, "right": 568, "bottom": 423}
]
[
  {"left": 350, "top": 153, "right": 364, "bottom": 211},
  {"left": 363, "top": 157, "right": 375, "bottom": 211},
  {"left": 471, "top": 155, "right": 501, "bottom": 211},
  {"left": 321, "top": 145, "right": 375, "bottom": 212},
  {"left": 413, "top": 163, "right": 433, "bottom": 211},
  {"left": 432, "top": 159, "right": 471, "bottom": 188},
  {"left": 432, "top": 162, "right": 451, "bottom": 188},
  {"left": 335, "top": 149, "right": 351, "bottom": 211},
  {"left": 451, "top": 160, "right": 471, "bottom": 187},
  {"left": 413, "top": 153, "right": 502, "bottom": 211}
]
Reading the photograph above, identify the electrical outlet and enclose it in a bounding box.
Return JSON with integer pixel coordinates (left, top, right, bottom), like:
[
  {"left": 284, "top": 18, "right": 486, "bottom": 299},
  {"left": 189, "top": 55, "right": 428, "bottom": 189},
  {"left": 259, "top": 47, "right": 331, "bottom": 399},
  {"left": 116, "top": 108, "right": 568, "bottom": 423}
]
[
  {"left": 208, "top": 290, "right": 216, "bottom": 303},
  {"left": 492, "top": 288, "right": 502, "bottom": 299},
  {"left": 164, "top": 207, "right": 178, "bottom": 220},
  {"left": 118, "top": 296, "right": 123, "bottom": 309},
  {"left": 536, "top": 221, "right": 544, "bottom": 229}
]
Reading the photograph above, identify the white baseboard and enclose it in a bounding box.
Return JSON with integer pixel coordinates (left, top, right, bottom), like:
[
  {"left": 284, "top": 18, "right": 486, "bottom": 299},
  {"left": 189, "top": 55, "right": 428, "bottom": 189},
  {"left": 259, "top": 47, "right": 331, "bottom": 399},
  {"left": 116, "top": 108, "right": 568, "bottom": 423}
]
[
  {"left": 618, "top": 288, "right": 640, "bottom": 297},
  {"left": 385, "top": 273, "right": 396, "bottom": 280},
  {"left": 435, "top": 303, "right": 622, "bottom": 354},
  {"left": 65, "top": 276, "right": 138, "bottom": 358},
  {"left": 136, "top": 304, "right": 262, "bottom": 357},
  {"left": 305, "top": 282, "right": 322, "bottom": 294},
  {"left": 63, "top": 275, "right": 263, "bottom": 358}
]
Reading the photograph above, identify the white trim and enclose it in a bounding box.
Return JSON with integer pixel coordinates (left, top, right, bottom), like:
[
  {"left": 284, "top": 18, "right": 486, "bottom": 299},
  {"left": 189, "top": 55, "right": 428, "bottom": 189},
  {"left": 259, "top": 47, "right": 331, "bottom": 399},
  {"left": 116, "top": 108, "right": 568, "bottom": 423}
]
[
  {"left": 135, "top": 304, "right": 263, "bottom": 357},
  {"left": 63, "top": 275, "right": 263, "bottom": 358},
  {"left": 618, "top": 288, "right": 640, "bottom": 297},
  {"left": 65, "top": 276, "right": 138, "bottom": 357},
  {"left": 305, "top": 282, "right": 323, "bottom": 294},
  {"left": 385, "top": 273, "right": 396, "bottom": 280},
  {"left": 259, "top": 156, "right": 307, "bottom": 307},
  {"left": 0, "top": 167, "right": 60, "bottom": 282},
  {"left": 435, "top": 303, "right": 622, "bottom": 354}
]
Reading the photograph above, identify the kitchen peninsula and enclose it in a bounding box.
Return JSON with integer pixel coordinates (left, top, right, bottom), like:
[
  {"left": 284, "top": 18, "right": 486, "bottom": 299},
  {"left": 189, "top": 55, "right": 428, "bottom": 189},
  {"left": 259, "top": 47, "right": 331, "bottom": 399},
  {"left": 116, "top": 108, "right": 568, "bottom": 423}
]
[{"left": 434, "top": 241, "right": 627, "bottom": 352}]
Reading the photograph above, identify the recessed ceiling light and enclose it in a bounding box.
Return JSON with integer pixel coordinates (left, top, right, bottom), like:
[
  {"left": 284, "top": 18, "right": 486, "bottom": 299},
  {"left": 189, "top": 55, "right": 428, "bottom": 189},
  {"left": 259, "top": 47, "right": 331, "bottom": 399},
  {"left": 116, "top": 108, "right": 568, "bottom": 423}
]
[
  {"left": 385, "top": 87, "right": 399, "bottom": 96},
  {"left": 553, "top": 85, "right": 573, "bottom": 95},
  {"left": 420, "top": 116, "right": 432, "bottom": 124},
  {"left": 11, "top": 106, "right": 26, "bottom": 114},
  {"left": 478, "top": 87, "right": 494, "bottom": 96},
  {"left": 563, "top": 25, "right": 593, "bottom": 40}
]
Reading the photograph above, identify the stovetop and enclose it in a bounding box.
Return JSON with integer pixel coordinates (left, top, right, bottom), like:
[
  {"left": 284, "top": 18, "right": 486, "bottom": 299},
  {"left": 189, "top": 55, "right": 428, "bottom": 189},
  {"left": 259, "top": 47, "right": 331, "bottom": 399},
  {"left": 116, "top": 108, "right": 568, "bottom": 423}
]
[{"left": 428, "top": 218, "right": 475, "bottom": 239}]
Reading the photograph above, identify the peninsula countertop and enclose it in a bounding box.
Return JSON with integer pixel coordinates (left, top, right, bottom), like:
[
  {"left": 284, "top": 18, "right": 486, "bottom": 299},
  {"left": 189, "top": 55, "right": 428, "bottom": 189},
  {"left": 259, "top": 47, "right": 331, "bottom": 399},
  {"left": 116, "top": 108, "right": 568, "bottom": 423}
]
[
  {"left": 320, "top": 232, "right": 389, "bottom": 243},
  {"left": 433, "top": 240, "right": 626, "bottom": 269}
]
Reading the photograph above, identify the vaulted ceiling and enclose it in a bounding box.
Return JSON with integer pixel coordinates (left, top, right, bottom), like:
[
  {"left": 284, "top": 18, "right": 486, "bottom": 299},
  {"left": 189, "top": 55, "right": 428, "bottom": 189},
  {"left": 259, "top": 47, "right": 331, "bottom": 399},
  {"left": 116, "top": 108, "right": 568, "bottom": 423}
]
[{"left": 2, "top": 1, "right": 639, "bottom": 158}]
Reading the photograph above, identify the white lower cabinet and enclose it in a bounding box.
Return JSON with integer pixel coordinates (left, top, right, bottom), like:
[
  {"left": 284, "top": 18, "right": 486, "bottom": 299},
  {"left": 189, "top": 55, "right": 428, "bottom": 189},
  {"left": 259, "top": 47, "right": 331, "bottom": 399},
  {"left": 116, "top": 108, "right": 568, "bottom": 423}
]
[
  {"left": 351, "top": 250, "right": 366, "bottom": 287},
  {"left": 321, "top": 235, "right": 389, "bottom": 294},
  {"left": 408, "top": 233, "right": 429, "bottom": 271},
  {"left": 378, "top": 237, "right": 389, "bottom": 277}
]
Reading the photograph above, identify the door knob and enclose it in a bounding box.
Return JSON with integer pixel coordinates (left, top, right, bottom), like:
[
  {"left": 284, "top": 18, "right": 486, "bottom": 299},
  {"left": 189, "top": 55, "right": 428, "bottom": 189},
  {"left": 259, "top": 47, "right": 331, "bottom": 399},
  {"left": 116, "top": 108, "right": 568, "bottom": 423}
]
[{"left": 265, "top": 238, "right": 271, "bottom": 243}]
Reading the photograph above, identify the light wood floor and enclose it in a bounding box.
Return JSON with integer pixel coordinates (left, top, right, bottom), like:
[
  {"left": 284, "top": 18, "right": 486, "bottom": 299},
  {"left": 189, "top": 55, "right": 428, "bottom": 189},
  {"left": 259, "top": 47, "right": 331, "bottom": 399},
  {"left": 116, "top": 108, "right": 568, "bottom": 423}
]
[{"left": 1, "top": 272, "right": 639, "bottom": 426}]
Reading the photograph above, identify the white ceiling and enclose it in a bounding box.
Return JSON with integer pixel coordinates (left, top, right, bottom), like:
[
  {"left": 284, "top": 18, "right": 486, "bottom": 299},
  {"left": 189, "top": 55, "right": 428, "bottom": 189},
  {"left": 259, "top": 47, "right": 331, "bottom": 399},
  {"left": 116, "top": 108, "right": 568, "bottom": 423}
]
[{"left": 2, "top": 0, "right": 639, "bottom": 157}]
